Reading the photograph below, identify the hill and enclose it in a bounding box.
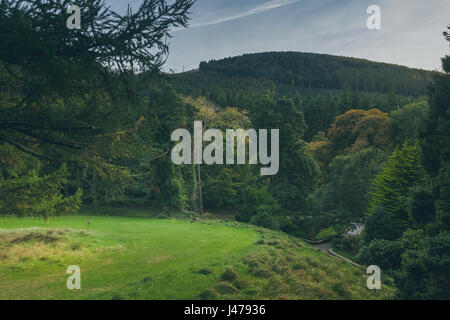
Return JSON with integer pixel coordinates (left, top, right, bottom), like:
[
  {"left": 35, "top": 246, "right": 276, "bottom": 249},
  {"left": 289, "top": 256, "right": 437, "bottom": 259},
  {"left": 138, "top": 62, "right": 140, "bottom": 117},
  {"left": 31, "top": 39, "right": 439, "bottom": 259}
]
[
  {"left": 169, "top": 52, "right": 435, "bottom": 139},
  {"left": 171, "top": 51, "right": 436, "bottom": 96},
  {"left": 0, "top": 214, "right": 395, "bottom": 300}
]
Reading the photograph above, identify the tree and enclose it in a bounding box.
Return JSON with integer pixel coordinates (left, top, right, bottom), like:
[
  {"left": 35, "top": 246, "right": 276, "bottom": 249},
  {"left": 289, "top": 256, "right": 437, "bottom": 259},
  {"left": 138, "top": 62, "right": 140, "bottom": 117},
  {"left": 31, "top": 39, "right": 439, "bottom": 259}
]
[
  {"left": 367, "top": 142, "right": 422, "bottom": 236},
  {"left": 397, "top": 232, "right": 450, "bottom": 299},
  {"left": 251, "top": 96, "right": 319, "bottom": 213},
  {"left": 326, "top": 109, "right": 391, "bottom": 159},
  {"left": 0, "top": 144, "right": 82, "bottom": 218},
  {"left": 406, "top": 184, "right": 435, "bottom": 227},
  {"left": 0, "top": 0, "right": 195, "bottom": 216},
  {"left": 420, "top": 28, "right": 450, "bottom": 230},
  {"left": 0, "top": 0, "right": 194, "bottom": 163},
  {"left": 181, "top": 96, "right": 253, "bottom": 212},
  {"left": 372, "top": 29, "right": 450, "bottom": 300},
  {"left": 443, "top": 25, "right": 450, "bottom": 72},
  {"left": 390, "top": 101, "right": 429, "bottom": 145},
  {"left": 307, "top": 148, "right": 387, "bottom": 231}
]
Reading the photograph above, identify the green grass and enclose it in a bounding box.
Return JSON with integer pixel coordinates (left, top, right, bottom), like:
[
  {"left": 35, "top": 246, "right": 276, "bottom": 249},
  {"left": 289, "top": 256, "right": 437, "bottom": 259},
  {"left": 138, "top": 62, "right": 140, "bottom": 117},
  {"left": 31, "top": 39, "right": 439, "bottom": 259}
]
[{"left": 0, "top": 215, "right": 395, "bottom": 300}]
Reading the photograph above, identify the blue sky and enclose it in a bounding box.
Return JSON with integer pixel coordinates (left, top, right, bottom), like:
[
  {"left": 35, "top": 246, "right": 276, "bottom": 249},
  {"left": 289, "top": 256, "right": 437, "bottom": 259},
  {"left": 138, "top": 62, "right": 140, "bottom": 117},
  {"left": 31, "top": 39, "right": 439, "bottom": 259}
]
[{"left": 107, "top": 0, "right": 450, "bottom": 72}]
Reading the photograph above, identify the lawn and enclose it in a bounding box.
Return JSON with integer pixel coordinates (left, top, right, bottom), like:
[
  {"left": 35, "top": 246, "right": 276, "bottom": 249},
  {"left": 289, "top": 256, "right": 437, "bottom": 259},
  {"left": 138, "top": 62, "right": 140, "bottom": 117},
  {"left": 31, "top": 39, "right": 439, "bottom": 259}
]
[
  {"left": 0, "top": 215, "right": 396, "bottom": 300},
  {"left": 0, "top": 216, "right": 257, "bottom": 300}
]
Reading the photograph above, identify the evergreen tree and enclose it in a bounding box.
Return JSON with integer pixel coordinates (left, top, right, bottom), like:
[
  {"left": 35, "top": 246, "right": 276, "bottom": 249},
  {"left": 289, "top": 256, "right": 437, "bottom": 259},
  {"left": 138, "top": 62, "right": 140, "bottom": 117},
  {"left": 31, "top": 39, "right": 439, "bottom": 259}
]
[{"left": 367, "top": 142, "right": 422, "bottom": 235}]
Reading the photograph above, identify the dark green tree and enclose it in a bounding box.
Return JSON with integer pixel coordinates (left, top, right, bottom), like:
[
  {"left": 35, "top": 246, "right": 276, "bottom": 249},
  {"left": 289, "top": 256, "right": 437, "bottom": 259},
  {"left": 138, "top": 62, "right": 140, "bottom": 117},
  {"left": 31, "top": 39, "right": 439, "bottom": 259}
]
[{"left": 0, "top": 0, "right": 195, "bottom": 216}]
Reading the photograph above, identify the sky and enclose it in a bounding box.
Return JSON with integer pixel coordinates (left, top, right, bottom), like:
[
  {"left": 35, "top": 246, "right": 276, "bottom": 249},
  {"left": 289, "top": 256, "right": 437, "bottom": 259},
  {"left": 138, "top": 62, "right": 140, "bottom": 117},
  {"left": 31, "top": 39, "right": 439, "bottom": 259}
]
[{"left": 107, "top": 0, "right": 450, "bottom": 72}]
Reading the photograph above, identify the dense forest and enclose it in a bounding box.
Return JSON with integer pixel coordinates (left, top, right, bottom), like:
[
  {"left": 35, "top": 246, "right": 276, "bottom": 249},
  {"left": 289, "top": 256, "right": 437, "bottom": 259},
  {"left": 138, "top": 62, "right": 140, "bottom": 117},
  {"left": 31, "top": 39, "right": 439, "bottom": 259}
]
[
  {"left": 0, "top": 0, "right": 449, "bottom": 300},
  {"left": 199, "top": 52, "right": 434, "bottom": 95},
  {"left": 170, "top": 52, "right": 433, "bottom": 139}
]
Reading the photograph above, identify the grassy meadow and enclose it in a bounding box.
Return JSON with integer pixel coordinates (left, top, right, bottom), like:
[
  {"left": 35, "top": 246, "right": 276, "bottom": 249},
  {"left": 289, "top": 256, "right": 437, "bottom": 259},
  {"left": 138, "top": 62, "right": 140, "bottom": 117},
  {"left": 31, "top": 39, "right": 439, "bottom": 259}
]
[{"left": 0, "top": 213, "right": 395, "bottom": 300}]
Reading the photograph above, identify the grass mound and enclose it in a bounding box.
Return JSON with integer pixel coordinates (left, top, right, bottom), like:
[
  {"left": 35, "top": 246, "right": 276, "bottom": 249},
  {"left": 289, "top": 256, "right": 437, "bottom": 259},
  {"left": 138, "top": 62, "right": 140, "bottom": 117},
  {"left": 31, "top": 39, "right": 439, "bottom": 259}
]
[
  {"left": 5, "top": 231, "right": 61, "bottom": 245},
  {"left": 203, "top": 230, "right": 396, "bottom": 300}
]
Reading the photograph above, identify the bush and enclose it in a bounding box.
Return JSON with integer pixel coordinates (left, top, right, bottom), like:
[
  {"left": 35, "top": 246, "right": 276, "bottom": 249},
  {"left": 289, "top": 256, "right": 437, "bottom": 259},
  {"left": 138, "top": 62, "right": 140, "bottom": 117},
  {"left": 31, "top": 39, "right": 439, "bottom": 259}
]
[
  {"left": 406, "top": 184, "right": 435, "bottom": 227},
  {"left": 199, "top": 289, "right": 218, "bottom": 299},
  {"left": 0, "top": 162, "right": 82, "bottom": 219},
  {"left": 236, "top": 185, "right": 280, "bottom": 224},
  {"left": 215, "top": 282, "right": 240, "bottom": 294},
  {"left": 220, "top": 268, "right": 239, "bottom": 282},
  {"left": 357, "top": 239, "right": 403, "bottom": 270},
  {"left": 332, "top": 234, "right": 362, "bottom": 256},
  {"left": 278, "top": 216, "right": 303, "bottom": 236},
  {"left": 202, "top": 213, "right": 215, "bottom": 220},
  {"left": 196, "top": 268, "right": 213, "bottom": 275},
  {"left": 363, "top": 205, "right": 403, "bottom": 243},
  {"left": 315, "top": 226, "right": 339, "bottom": 241},
  {"left": 249, "top": 205, "right": 280, "bottom": 230},
  {"left": 396, "top": 232, "right": 450, "bottom": 299}
]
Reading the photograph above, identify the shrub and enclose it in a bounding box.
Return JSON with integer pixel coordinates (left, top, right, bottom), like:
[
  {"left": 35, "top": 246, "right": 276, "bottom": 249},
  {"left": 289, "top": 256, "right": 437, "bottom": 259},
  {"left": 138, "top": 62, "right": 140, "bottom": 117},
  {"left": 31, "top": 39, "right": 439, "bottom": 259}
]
[
  {"left": 0, "top": 162, "right": 82, "bottom": 219},
  {"left": 363, "top": 205, "right": 403, "bottom": 243},
  {"left": 199, "top": 289, "right": 218, "bottom": 299},
  {"left": 202, "top": 213, "right": 215, "bottom": 220},
  {"left": 357, "top": 239, "right": 403, "bottom": 270},
  {"left": 333, "top": 234, "right": 362, "bottom": 256},
  {"left": 249, "top": 205, "right": 280, "bottom": 230},
  {"left": 220, "top": 268, "right": 239, "bottom": 282},
  {"left": 236, "top": 185, "right": 280, "bottom": 223},
  {"left": 215, "top": 282, "right": 240, "bottom": 294},
  {"left": 396, "top": 233, "right": 450, "bottom": 299},
  {"left": 315, "top": 226, "right": 339, "bottom": 241},
  {"left": 278, "top": 216, "right": 303, "bottom": 236},
  {"left": 406, "top": 184, "right": 435, "bottom": 227},
  {"left": 196, "top": 268, "right": 213, "bottom": 275}
]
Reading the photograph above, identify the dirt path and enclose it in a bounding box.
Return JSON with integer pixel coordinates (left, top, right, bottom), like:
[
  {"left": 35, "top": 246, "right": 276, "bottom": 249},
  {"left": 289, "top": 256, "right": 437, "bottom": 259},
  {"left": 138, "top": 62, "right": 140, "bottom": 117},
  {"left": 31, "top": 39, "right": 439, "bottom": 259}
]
[{"left": 304, "top": 239, "right": 360, "bottom": 267}]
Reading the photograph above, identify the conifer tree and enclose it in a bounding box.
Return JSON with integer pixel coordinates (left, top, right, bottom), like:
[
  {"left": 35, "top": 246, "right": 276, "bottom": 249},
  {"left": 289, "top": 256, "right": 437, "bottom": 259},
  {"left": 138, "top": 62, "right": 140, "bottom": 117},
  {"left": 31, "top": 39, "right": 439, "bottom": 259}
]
[{"left": 367, "top": 142, "right": 422, "bottom": 232}]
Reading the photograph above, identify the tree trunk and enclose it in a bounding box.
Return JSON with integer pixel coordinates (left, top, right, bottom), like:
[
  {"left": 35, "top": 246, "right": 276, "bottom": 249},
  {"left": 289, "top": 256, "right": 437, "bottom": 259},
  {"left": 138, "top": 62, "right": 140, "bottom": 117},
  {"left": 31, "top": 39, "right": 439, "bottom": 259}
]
[
  {"left": 197, "top": 163, "right": 203, "bottom": 216},
  {"left": 76, "top": 166, "right": 80, "bottom": 190},
  {"left": 92, "top": 168, "right": 98, "bottom": 208}
]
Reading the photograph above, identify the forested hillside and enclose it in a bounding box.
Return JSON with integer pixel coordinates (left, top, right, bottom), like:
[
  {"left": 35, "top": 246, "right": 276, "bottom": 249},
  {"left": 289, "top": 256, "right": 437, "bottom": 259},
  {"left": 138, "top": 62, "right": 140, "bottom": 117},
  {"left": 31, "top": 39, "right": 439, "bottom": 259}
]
[
  {"left": 170, "top": 52, "right": 435, "bottom": 139},
  {"left": 199, "top": 52, "right": 434, "bottom": 94}
]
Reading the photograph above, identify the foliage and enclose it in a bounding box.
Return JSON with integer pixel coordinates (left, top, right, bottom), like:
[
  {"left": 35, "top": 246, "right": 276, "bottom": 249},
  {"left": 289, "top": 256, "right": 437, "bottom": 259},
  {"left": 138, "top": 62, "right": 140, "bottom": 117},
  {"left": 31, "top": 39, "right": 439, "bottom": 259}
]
[
  {"left": 359, "top": 31, "right": 450, "bottom": 300},
  {"left": 406, "top": 184, "right": 436, "bottom": 227},
  {"left": 367, "top": 142, "right": 422, "bottom": 233},
  {"left": 308, "top": 148, "right": 387, "bottom": 230},
  {"left": 198, "top": 52, "right": 433, "bottom": 95},
  {"left": 250, "top": 96, "right": 319, "bottom": 213},
  {"left": 356, "top": 239, "right": 403, "bottom": 270},
  {"left": 363, "top": 205, "right": 403, "bottom": 243},
  {"left": 332, "top": 234, "right": 362, "bottom": 256},
  {"left": 390, "top": 101, "right": 429, "bottom": 145},
  {"left": 420, "top": 59, "right": 450, "bottom": 230},
  {"left": 0, "top": 0, "right": 195, "bottom": 217},
  {"left": 249, "top": 206, "right": 281, "bottom": 230},
  {"left": 184, "top": 95, "right": 253, "bottom": 210},
  {"left": 326, "top": 109, "right": 391, "bottom": 158},
  {"left": 236, "top": 185, "right": 280, "bottom": 223},
  {"left": 315, "top": 226, "right": 339, "bottom": 241},
  {"left": 396, "top": 232, "right": 450, "bottom": 299},
  {"left": 0, "top": 144, "right": 82, "bottom": 218},
  {"left": 170, "top": 53, "right": 422, "bottom": 140}
]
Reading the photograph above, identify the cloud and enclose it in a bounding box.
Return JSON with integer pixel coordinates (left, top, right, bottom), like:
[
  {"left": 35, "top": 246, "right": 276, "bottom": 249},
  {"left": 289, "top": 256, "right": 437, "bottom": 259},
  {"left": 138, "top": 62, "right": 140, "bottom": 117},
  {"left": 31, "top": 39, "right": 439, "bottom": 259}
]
[
  {"left": 183, "top": 0, "right": 302, "bottom": 29},
  {"left": 165, "top": 0, "right": 450, "bottom": 72}
]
